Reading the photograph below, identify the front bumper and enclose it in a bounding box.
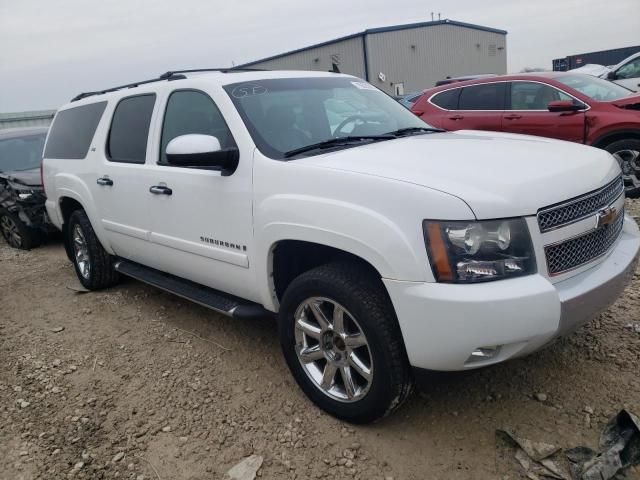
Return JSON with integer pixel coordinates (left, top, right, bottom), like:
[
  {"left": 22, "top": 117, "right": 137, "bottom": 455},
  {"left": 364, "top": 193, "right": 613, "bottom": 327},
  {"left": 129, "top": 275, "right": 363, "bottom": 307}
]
[{"left": 384, "top": 214, "right": 640, "bottom": 371}]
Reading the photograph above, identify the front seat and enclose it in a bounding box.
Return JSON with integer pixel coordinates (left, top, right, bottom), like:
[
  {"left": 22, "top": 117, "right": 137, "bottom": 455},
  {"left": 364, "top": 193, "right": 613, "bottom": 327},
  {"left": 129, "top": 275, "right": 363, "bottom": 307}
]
[{"left": 263, "top": 105, "right": 310, "bottom": 152}]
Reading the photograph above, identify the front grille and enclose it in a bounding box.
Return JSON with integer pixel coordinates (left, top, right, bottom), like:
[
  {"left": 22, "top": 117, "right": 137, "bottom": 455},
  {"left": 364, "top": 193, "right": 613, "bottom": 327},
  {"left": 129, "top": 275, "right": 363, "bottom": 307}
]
[
  {"left": 545, "top": 210, "right": 624, "bottom": 275},
  {"left": 537, "top": 176, "right": 624, "bottom": 232}
]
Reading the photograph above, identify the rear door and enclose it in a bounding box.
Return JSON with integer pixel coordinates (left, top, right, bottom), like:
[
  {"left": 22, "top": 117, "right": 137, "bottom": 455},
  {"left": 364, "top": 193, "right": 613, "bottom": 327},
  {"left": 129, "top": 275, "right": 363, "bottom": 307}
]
[
  {"left": 91, "top": 94, "right": 157, "bottom": 265},
  {"left": 502, "top": 81, "right": 586, "bottom": 143},
  {"left": 440, "top": 82, "right": 506, "bottom": 132}
]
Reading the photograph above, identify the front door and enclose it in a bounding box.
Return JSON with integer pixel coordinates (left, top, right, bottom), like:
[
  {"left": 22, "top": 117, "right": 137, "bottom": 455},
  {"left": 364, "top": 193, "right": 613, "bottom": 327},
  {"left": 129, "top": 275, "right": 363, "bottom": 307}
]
[
  {"left": 502, "top": 81, "right": 585, "bottom": 143},
  {"left": 91, "top": 94, "right": 158, "bottom": 266},
  {"left": 440, "top": 82, "right": 506, "bottom": 132},
  {"left": 147, "top": 89, "right": 257, "bottom": 301}
]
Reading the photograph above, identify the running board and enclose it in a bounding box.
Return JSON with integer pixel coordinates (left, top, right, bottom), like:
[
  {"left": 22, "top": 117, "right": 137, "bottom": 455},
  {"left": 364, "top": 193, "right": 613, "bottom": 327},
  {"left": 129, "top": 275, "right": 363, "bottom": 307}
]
[{"left": 113, "top": 259, "right": 272, "bottom": 320}]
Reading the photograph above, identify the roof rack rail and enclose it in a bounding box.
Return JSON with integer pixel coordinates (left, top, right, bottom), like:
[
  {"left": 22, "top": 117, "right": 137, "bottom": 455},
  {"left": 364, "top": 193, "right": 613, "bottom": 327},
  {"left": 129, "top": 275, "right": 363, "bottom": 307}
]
[{"left": 70, "top": 67, "right": 265, "bottom": 102}]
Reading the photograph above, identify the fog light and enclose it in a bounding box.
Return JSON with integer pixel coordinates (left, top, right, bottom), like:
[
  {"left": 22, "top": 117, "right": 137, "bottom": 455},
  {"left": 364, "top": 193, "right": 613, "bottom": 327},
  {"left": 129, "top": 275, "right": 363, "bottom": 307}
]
[{"left": 465, "top": 345, "right": 501, "bottom": 364}]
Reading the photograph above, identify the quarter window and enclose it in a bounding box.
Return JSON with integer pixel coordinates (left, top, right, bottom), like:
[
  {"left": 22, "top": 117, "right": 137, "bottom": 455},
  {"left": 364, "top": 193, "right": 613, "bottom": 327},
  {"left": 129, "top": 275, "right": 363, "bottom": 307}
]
[
  {"left": 510, "top": 82, "right": 572, "bottom": 110},
  {"left": 458, "top": 83, "right": 506, "bottom": 110},
  {"left": 160, "top": 90, "right": 235, "bottom": 165},
  {"left": 107, "top": 94, "right": 156, "bottom": 163},
  {"left": 431, "top": 89, "right": 460, "bottom": 110},
  {"left": 44, "top": 102, "right": 107, "bottom": 159}
]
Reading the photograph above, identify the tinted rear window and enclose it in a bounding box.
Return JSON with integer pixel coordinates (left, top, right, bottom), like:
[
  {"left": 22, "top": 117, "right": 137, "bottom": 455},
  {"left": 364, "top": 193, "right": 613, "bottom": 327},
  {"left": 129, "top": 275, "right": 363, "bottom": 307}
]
[
  {"left": 458, "top": 83, "right": 506, "bottom": 110},
  {"left": 44, "top": 102, "right": 107, "bottom": 159},
  {"left": 431, "top": 89, "right": 460, "bottom": 109},
  {"left": 107, "top": 94, "right": 156, "bottom": 163}
]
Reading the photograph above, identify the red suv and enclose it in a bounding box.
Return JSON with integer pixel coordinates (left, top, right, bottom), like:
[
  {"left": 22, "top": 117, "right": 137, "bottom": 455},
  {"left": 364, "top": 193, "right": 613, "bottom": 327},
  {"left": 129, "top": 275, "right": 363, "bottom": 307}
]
[{"left": 411, "top": 73, "right": 640, "bottom": 196}]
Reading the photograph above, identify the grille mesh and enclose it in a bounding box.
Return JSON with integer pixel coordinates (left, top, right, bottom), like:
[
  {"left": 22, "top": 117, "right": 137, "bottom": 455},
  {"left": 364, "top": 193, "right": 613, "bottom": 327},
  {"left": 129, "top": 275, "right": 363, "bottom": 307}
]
[
  {"left": 537, "top": 177, "right": 624, "bottom": 232},
  {"left": 545, "top": 210, "right": 624, "bottom": 275}
]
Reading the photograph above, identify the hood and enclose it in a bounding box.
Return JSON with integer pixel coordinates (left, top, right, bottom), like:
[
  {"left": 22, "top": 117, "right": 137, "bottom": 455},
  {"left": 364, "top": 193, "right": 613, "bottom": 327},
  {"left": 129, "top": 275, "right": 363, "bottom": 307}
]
[
  {"left": 0, "top": 168, "right": 42, "bottom": 187},
  {"left": 610, "top": 95, "right": 640, "bottom": 111},
  {"left": 297, "top": 131, "right": 620, "bottom": 219}
]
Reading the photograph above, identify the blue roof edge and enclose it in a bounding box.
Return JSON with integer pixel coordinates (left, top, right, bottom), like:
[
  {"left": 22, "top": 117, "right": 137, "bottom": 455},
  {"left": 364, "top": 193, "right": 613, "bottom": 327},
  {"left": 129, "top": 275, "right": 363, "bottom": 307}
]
[{"left": 239, "top": 19, "right": 507, "bottom": 67}]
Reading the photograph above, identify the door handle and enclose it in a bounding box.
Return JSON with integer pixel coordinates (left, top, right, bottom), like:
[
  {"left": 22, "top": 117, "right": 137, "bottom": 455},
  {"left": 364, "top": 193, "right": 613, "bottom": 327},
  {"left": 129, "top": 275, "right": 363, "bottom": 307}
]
[
  {"left": 504, "top": 114, "right": 522, "bottom": 120},
  {"left": 96, "top": 177, "right": 113, "bottom": 186},
  {"left": 149, "top": 185, "right": 172, "bottom": 196},
  {"left": 448, "top": 115, "right": 464, "bottom": 120}
]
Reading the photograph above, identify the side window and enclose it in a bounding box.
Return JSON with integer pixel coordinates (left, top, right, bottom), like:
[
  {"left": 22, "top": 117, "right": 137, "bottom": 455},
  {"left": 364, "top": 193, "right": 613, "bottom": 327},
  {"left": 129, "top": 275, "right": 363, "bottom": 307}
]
[
  {"left": 458, "top": 83, "right": 506, "bottom": 110},
  {"left": 431, "top": 89, "right": 460, "bottom": 110},
  {"left": 160, "top": 90, "right": 236, "bottom": 165},
  {"left": 616, "top": 59, "right": 640, "bottom": 79},
  {"left": 510, "top": 82, "right": 572, "bottom": 110},
  {"left": 107, "top": 94, "right": 155, "bottom": 164},
  {"left": 44, "top": 102, "right": 107, "bottom": 159}
]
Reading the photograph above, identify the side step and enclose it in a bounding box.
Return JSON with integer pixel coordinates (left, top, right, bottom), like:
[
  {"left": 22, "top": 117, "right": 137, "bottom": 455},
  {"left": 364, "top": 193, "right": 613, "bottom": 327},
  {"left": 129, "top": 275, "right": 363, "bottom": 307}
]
[{"left": 113, "top": 259, "right": 272, "bottom": 320}]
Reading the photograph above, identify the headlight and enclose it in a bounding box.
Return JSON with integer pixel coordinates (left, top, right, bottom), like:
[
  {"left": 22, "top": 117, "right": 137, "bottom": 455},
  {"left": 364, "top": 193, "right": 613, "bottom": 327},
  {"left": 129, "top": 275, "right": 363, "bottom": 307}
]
[{"left": 423, "top": 218, "right": 536, "bottom": 283}]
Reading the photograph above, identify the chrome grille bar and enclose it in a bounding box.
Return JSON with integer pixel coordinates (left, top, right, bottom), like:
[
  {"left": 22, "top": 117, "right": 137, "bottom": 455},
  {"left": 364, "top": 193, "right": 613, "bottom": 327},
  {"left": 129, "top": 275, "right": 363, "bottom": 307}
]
[{"left": 537, "top": 176, "right": 624, "bottom": 233}]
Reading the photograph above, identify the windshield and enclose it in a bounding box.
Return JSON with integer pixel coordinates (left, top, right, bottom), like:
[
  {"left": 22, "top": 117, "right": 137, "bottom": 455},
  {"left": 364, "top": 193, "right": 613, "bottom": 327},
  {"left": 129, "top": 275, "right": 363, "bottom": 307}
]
[
  {"left": 0, "top": 133, "right": 46, "bottom": 172},
  {"left": 224, "top": 77, "right": 432, "bottom": 159},
  {"left": 554, "top": 74, "right": 632, "bottom": 101}
]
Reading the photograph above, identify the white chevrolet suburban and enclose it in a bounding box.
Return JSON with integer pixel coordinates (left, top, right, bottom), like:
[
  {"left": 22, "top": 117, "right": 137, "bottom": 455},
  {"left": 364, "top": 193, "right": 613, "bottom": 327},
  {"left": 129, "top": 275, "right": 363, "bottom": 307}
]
[{"left": 42, "top": 69, "right": 640, "bottom": 423}]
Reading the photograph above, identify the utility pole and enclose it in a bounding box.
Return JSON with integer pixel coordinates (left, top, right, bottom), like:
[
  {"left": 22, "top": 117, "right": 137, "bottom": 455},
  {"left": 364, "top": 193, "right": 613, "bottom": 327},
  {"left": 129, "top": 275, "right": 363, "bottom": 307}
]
[{"left": 430, "top": 11, "right": 434, "bottom": 21}]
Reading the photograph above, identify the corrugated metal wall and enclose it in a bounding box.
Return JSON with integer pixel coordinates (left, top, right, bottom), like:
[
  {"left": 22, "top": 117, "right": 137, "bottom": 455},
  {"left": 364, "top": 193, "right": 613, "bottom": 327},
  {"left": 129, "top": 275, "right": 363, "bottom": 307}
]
[
  {"left": 248, "top": 36, "right": 367, "bottom": 79},
  {"left": 0, "top": 110, "right": 55, "bottom": 130},
  {"left": 366, "top": 24, "right": 507, "bottom": 94}
]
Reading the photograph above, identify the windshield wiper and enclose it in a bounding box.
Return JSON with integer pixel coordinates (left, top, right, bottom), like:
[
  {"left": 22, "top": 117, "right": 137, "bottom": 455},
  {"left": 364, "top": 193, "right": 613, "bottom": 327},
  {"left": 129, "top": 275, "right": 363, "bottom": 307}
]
[
  {"left": 283, "top": 135, "right": 394, "bottom": 158},
  {"left": 387, "top": 127, "right": 445, "bottom": 137}
]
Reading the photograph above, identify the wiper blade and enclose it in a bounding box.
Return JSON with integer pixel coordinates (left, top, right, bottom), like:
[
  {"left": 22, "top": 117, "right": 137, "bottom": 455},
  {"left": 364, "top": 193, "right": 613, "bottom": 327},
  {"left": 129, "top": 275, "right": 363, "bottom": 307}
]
[
  {"left": 284, "top": 135, "right": 394, "bottom": 158},
  {"left": 388, "top": 127, "right": 445, "bottom": 136}
]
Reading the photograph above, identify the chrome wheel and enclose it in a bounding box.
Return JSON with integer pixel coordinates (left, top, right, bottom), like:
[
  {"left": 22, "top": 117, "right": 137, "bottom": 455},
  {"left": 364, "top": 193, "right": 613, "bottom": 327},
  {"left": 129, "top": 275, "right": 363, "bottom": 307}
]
[
  {"left": 0, "top": 215, "right": 22, "bottom": 248},
  {"left": 72, "top": 224, "right": 91, "bottom": 279},
  {"left": 613, "top": 149, "right": 640, "bottom": 189},
  {"left": 294, "top": 297, "right": 373, "bottom": 403}
]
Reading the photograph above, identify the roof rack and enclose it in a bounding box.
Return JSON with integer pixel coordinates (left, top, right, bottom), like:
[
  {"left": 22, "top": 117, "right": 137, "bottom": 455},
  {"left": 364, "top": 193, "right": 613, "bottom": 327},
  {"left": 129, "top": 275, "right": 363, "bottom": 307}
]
[{"left": 70, "top": 67, "right": 266, "bottom": 102}]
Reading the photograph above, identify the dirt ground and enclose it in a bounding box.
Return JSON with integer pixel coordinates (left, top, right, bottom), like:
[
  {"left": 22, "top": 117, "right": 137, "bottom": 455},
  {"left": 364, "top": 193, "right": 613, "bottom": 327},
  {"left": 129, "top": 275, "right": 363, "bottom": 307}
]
[{"left": 1, "top": 201, "right": 640, "bottom": 480}]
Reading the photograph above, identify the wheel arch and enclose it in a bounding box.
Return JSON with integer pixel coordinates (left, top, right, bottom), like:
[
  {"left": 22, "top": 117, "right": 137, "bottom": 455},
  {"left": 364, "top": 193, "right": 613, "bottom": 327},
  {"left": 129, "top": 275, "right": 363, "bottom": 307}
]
[{"left": 591, "top": 129, "right": 640, "bottom": 149}]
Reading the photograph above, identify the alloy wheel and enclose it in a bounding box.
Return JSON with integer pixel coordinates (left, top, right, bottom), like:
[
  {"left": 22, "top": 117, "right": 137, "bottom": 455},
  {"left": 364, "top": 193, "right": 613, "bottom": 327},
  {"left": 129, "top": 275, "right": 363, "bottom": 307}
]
[
  {"left": 0, "top": 215, "right": 22, "bottom": 248},
  {"left": 613, "top": 149, "right": 640, "bottom": 189},
  {"left": 294, "top": 297, "right": 373, "bottom": 403},
  {"left": 72, "top": 224, "right": 91, "bottom": 279}
]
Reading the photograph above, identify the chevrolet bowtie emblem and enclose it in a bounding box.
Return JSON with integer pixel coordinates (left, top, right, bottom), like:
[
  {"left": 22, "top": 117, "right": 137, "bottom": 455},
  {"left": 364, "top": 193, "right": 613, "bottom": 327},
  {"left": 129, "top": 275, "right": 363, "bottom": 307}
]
[{"left": 596, "top": 207, "right": 617, "bottom": 229}]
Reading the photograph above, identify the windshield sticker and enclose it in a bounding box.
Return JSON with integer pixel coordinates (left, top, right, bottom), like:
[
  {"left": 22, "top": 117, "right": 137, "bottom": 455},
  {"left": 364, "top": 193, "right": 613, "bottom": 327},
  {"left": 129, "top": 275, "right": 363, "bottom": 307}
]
[
  {"left": 351, "top": 81, "right": 377, "bottom": 91},
  {"left": 231, "top": 84, "right": 268, "bottom": 98}
]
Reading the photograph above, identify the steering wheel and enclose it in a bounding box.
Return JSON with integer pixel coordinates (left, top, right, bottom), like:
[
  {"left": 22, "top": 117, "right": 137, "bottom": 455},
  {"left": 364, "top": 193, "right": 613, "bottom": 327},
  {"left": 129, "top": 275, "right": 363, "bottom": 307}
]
[{"left": 334, "top": 115, "right": 368, "bottom": 137}]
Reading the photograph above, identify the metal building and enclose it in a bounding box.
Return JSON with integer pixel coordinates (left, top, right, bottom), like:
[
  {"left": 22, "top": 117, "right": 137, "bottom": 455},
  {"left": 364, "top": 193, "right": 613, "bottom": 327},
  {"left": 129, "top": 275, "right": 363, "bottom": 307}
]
[
  {"left": 241, "top": 19, "right": 507, "bottom": 95},
  {"left": 0, "top": 110, "right": 55, "bottom": 130}
]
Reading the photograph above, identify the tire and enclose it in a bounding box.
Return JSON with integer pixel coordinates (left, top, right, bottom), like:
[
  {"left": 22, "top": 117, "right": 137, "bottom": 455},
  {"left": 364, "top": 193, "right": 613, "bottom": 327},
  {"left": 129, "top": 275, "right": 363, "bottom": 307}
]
[
  {"left": 0, "top": 210, "right": 41, "bottom": 250},
  {"left": 278, "top": 262, "right": 413, "bottom": 424},
  {"left": 67, "top": 209, "right": 120, "bottom": 290},
  {"left": 604, "top": 139, "right": 640, "bottom": 198}
]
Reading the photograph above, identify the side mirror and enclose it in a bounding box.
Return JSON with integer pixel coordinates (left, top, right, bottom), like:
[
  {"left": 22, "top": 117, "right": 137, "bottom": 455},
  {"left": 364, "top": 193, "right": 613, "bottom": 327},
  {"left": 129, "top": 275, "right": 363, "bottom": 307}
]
[
  {"left": 547, "top": 100, "right": 585, "bottom": 113},
  {"left": 166, "top": 134, "right": 239, "bottom": 175},
  {"left": 607, "top": 71, "right": 617, "bottom": 80}
]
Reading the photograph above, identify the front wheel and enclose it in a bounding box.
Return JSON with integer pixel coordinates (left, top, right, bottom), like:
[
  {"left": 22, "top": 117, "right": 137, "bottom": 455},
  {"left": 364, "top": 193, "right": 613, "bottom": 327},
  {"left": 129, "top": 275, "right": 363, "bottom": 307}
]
[
  {"left": 278, "top": 263, "right": 413, "bottom": 423},
  {"left": 604, "top": 139, "right": 640, "bottom": 198},
  {"left": 0, "top": 210, "right": 41, "bottom": 250}
]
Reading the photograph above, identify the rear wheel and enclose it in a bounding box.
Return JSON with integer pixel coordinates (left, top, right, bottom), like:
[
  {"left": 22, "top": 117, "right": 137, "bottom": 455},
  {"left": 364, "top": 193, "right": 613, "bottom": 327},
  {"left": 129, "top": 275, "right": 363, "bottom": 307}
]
[
  {"left": 67, "top": 210, "right": 120, "bottom": 290},
  {"left": 604, "top": 139, "right": 640, "bottom": 198},
  {"left": 0, "top": 210, "right": 41, "bottom": 250},
  {"left": 278, "top": 262, "right": 413, "bottom": 423}
]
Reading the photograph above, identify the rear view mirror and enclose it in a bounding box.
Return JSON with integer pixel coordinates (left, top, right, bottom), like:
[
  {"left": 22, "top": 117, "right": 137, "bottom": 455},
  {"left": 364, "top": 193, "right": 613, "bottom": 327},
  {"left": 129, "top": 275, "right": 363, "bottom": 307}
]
[
  {"left": 166, "top": 134, "right": 238, "bottom": 175},
  {"left": 547, "top": 100, "right": 585, "bottom": 113}
]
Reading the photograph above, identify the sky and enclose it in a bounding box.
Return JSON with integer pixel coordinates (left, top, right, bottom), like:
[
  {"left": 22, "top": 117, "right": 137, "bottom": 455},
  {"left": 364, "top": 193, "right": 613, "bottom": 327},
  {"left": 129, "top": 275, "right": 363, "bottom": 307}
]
[{"left": 0, "top": 0, "right": 638, "bottom": 112}]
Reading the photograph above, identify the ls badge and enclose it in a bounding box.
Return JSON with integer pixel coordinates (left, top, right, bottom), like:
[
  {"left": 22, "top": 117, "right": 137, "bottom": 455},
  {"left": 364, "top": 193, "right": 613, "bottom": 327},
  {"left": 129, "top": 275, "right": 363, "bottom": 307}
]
[{"left": 596, "top": 206, "right": 617, "bottom": 229}]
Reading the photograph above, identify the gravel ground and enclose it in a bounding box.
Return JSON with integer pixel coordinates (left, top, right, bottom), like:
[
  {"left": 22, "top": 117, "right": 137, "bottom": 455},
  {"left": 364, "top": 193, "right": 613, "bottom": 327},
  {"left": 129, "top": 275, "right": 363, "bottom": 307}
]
[{"left": 1, "top": 200, "right": 640, "bottom": 480}]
